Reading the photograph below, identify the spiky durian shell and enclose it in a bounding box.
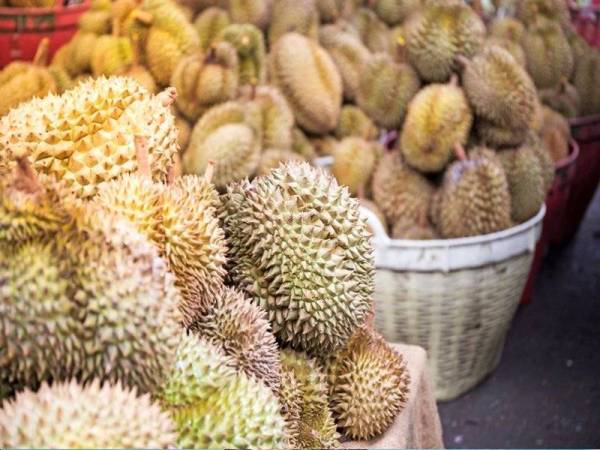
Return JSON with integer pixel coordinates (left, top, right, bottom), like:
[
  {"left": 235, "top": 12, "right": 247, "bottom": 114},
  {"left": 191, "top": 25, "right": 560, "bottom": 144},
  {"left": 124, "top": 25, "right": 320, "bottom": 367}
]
[
  {"left": 372, "top": 0, "right": 421, "bottom": 26},
  {"left": 347, "top": 8, "right": 391, "bottom": 54},
  {"left": 190, "top": 287, "right": 281, "bottom": 391},
  {"left": 291, "top": 127, "right": 317, "bottom": 159},
  {"left": 270, "top": 32, "right": 342, "bottom": 135},
  {"left": 159, "top": 333, "right": 287, "bottom": 449},
  {"left": 498, "top": 145, "right": 546, "bottom": 223},
  {"left": 516, "top": 0, "right": 570, "bottom": 27},
  {"left": 359, "top": 198, "right": 387, "bottom": 235},
  {"left": 219, "top": 23, "right": 267, "bottom": 85},
  {"left": 484, "top": 37, "right": 526, "bottom": 67},
  {"left": 436, "top": 148, "right": 512, "bottom": 238},
  {"left": 243, "top": 85, "right": 295, "bottom": 150},
  {"left": 220, "top": 162, "right": 374, "bottom": 354},
  {"left": 257, "top": 148, "right": 306, "bottom": 177},
  {"left": 476, "top": 120, "right": 529, "bottom": 148},
  {"left": 318, "top": 0, "right": 359, "bottom": 22},
  {"left": 371, "top": 150, "right": 434, "bottom": 227},
  {"left": 539, "top": 106, "right": 570, "bottom": 163},
  {"left": 269, "top": 0, "right": 319, "bottom": 46},
  {"left": 460, "top": 45, "right": 537, "bottom": 132},
  {"left": 400, "top": 81, "right": 473, "bottom": 173},
  {"left": 90, "top": 36, "right": 134, "bottom": 77},
  {"left": 145, "top": 29, "right": 184, "bottom": 87},
  {"left": 392, "top": 217, "right": 438, "bottom": 240},
  {"left": 522, "top": 17, "right": 574, "bottom": 89},
  {"left": 194, "top": 7, "right": 231, "bottom": 51},
  {"left": 47, "top": 65, "right": 73, "bottom": 93},
  {"left": 331, "top": 137, "right": 378, "bottom": 195},
  {"left": 0, "top": 380, "right": 176, "bottom": 448},
  {"left": 0, "top": 64, "right": 56, "bottom": 116},
  {"left": 405, "top": 1, "right": 485, "bottom": 82},
  {"left": 335, "top": 105, "right": 378, "bottom": 140},
  {"left": 572, "top": 48, "right": 600, "bottom": 116},
  {"left": 174, "top": 112, "right": 191, "bottom": 150},
  {"left": 171, "top": 42, "right": 239, "bottom": 121},
  {"left": 228, "top": 0, "right": 272, "bottom": 30},
  {"left": 527, "top": 132, "right": 555, "bottom": 193},
  {"left": 325, "top": 327, "right": 410, "bottom": 440},
  {"left": 356, "top": 52, "right": 420, "bottom": 129},
  {"left": 0, "top": 77, "right": 179, "bottom": 199},
  {"left": 488, "top": 16, "right": 526, "bottom": 42},
  {"left": 183, "top": 102, "right": 261, "bottom": 189},
  {"left": 319, "top": 25, "right": 371, "bottom": 101},
  {"left": 538, "top": 80, "right": 580, "bottom": 118},
  {"left": 279, "top": 349, "right": 340, "bottom": 448},
  {"left": 78, "top": 9, "right": 112, "bottom": 34}
]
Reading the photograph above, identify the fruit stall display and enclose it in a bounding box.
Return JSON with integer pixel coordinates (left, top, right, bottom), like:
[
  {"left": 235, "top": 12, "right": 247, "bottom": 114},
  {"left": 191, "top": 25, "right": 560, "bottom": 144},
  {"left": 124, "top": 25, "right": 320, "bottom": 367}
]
[{"left": 1, "top": 0, "right": 600, "bottom": 446}]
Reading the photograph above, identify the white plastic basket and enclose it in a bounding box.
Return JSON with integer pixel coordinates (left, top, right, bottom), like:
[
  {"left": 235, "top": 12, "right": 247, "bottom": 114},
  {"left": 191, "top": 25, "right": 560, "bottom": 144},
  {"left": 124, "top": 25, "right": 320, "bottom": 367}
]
[{"left": 360, "top": 205, "right": 546, "bottom": 401}]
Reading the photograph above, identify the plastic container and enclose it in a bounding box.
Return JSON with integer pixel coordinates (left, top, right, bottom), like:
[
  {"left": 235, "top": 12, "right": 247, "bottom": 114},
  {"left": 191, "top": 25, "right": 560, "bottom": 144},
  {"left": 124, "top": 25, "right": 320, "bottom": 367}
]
[
  {"left": 0, "top": 0, "right": 89, "bottom": 68},
  {"left": 520, "top": 141, "right": 580, "bottom": 304},
  {"left": 569, "top": 4, "right": 600, "bottom": 48},
  {"left": 361, "top": 205, "right": 545, "bottom": 401}
]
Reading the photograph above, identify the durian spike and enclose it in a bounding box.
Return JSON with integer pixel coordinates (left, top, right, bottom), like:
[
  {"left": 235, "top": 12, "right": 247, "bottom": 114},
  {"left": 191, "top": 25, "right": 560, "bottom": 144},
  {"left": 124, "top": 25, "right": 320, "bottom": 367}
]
[
  {"left": 204, "top": 160, "right": 215, "bottom": 183},
  {"left": 131, "top": 9, "right": 154, "bottom": 25},
  {"left": 134, "top": 135, "right": 151, "bottom": 178},
  {"left": 453, "top": 143, "right": 467, "bottom": 162},
  {"left": 157, "top": 87, "right": 177, "bottom": 107},
  {"left": 33, "top": 38, "right": 50, "bottom": 67},
  {"left": 14, "top": 157, "right": 42, "bottom": 194}
]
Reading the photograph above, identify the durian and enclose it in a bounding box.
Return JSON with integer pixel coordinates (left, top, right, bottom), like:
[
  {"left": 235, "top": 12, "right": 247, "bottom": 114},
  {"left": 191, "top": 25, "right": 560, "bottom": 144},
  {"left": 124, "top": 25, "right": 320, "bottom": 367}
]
[
  {"left": 436, "top": 146, "right": 512, "bottom": 238},
  {"left": 78, "top": 9, "right": 112, "bottom": 34},
  {"left": 270, "top": 32, "right": 342, "bottom": 135},
  {"left": 118, "top": 34, "right": 158, "bottom": 93},
  {"left": 335, "top": 105, "right": 378, "bottom": 140},
  {"left": 404, "top": 1, "right": 485, "bottom": 82},
  {"left": 539, "top": 106, "right": 570, "bottom": 163},
  {"left": 347, "top": 8, "right": 391, "bottom": 54},
  {"left": 194, "top": 7, "right": 231, "bottom": 51},
  {"left": 159, "top": 333, "right": 287, "bottom": 449},
  {"left": 484, "top": 36, "right": 526, "bottom": 67},
  {"left": 488, "top": 16, "right": 525, "bottom": 42},
  {"left": 356, "top": 52, "right": 420, "bottom": 129},
  {"left": 359, "top": 198, "right": 387, "bottom": 235},
  {"left": 317, "top": 0, "right": 358, "bottom": 22},
  {"left": 371, "top": 0, "right": 422, "bottom": 26},
  {"left": 392, "top": 216, "right": 437, "bottom": 240},
  {"left": 219, "top": 23, "right": 267, "bottom": 85},
  {"left": 0, "top": 380, "right": 176, "bottom": 448},
  {"left": 174, "top": 112, "right": 192, "bottom": 150},
  {"left": 572, "top": 48, "right": 600, "bottom": 116},
  {"left": 331, "top": 137, "right": 378, "bottom": 195},
  {"left": 325, "top": 327, "right": 410, "bottom": 440},
  {"left": 228, "top": 0, "right": 273, "bottom": 30},
  {"left": 171, "top": 42, "right": 240, "bottom": 121},
  {"left": 527, "top": 132, "right": 555, "bottom": 193},
  {"left": 90, "top": 21, "right": 134, "bottom": 77},
  {"left": 268, "top": 0, "right": 319, "bottom": 46},
  {"left": 190, "top": 287, "right": 282, "bottom": 391},
  {"left": 371, "top": 150, "right": 434, "bottom": 227},
  {"left": 539, "top": 78, "right": 581, "bottom": 118},
  {"left": 291, "top": 127, "right": 317, "bottom": 159},
  {"left": 400, "top": 78, "right": 473, "bottom": 173},
  {"left": 220, "top": 162, "right": 374, "bottom": 354},
  {"left": 257, "top": 148, "right": 306, "bottom": 176}
]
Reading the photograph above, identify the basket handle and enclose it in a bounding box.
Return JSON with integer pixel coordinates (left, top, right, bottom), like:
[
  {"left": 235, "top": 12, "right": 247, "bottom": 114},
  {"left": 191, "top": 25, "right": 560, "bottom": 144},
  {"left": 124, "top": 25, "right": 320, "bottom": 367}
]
[{"left": 359, "top": 206, "right": 391, "bottom": 245}]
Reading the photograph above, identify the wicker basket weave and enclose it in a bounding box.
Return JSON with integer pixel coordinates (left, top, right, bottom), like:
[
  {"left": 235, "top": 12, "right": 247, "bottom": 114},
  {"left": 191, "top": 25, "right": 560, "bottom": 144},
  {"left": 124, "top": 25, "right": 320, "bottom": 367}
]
[{"left": 361, "top": 205, "right": 546, "bottom": 401}]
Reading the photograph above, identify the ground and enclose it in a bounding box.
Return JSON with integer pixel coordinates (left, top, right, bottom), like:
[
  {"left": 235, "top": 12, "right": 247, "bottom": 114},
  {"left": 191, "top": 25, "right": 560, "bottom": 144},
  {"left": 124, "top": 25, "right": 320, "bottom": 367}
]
[{"left": 438, "top": 190, "right": 600, "bottom": 448}]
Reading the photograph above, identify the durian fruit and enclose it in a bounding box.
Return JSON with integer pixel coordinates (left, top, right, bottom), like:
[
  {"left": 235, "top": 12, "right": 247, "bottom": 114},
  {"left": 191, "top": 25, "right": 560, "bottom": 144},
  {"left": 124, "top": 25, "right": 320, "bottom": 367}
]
[
  {"left": 221, "top": 162, "right": 373, "bottom": 354},
  {"left": 356, "top": 52, "right": 420, "bottom": 129},
  {"left": 539, "top": 78, "right": 581, "bottom": 118},
  {"left": 90, "top": 31, "right": 134, "bottom": 77},
  {"left": 404, "top": 1, "right": 485, "bottom": 82},
  {"left": 279, "top": 349, "right": 340, "bottom": 448},
  {"left": 347, "top": 8, "right": 391, "bottom": 54},
  {"left": 371, "top": 0, "right": 422, "bottom": 26},
  {"left": 47, "top": 65, "right": 73, "bottom": 93},
  {"left": 392, "top": 216, "right": 437, "bottom": 240},
  {"left": 311, "top": 135, "right": 338, "bottom": 156},
  {"left": 488, "top": 16, "right": 525, "bottom": 42},
  {"left": 219, "top": 23, "right": 267, "bottom": 85},
  {"left": 325, "top": 327, "right": 410, "bottom": 440},
  {"left": 159, "top": 333, "right": 287, "bottom": 449},
  {"left": 257, "top": 148, "right": 306, "bottom": 176},
  {"left": 228, "top": 0, "right": 273, "bottom": 30},
  {"left": 400, "top": 78, "right": 473, "bottom": 173},
  {"left": 436, "top": 146, "right": 512, "bottom": 238},
  {"left": 522, "top": 16, "right": 574, "bottom": 89},
  {"left": 268, "top": 0, "right": 319, "bottom": 46},
  {"left": 359, "top": 198, "right": 387, "bottom": 235},
  {"left": 484, "top": 36, "right": 526, "bottom": 67},
  {"left": 527, "top": 132, "right": 555, "bottom": 193},
  {"left": 318, "top": 0, "right": 358, "bottom": 22},
  {"left": 291, "top": 127, "right": 317, "bottom": 159},
  {"left": 190, "top": 287, "right": 282, "bottom": 391},
  {"left": 0, "top": 380, "right": 176, "bottom": 448},
  {"left": 476, "top": 120, "right": 529, "bottom": 148},
  {"left": 516, "top": 0, "right": 570, "bottom": 27},
  {"left": 371, "top": 150, "right": 434, "bottom": 227},
  {"left": 458, "top": 46, "right": 537, "bottom": 136},
  {"left": 183, "top": 101, "right": 261, "bottom": 189},
  {"left": 539, "top": 106, "right": 570, "bottom": 163},
  {"left": 331, "top": 137, "right": 378, "bottom": 195},
  {"left": 0, "top": 39, "right": 57, "bottom": 116},
  {"left": 572, "top": 48, "right": 600, "bottom": 116},
  {"left": 194, "top": 7, "right": 231, "bottom": 51},
  {"left": 171, "top": 42, "right": 239, "bottom": 121},
  {"left": 118, "top": 34, "right": 158, "bottom": 94},
  {"left": 319, "top": 25, "right": 371, "bottom": 101},
  {"left": 498, "top": 144, "right": 546, "bottom": 223},
  {"left": 0, "top": 77, "right": 179, "bottom": 199},
  {"left": 78, "top": 0, "right": 112, "bottom": 35},
  {"left": 335, "top": 105, "right": 378, "bottom": 140},
  {"left": 174, "top": 112, "right": 192, "bottom": 150},
  {"left": 61, "top": 31, "right": 99, "bottom": 76},
  {"left": 270, "top": 32, "right": 342, "bottom": 135},
  {"left": 242, "top": 85, "right": 295, "bottom": 150}
]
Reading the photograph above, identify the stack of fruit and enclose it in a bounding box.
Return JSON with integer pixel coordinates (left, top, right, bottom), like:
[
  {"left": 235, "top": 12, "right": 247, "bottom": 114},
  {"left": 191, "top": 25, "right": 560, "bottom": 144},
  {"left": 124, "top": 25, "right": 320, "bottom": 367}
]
[{"left": 0, "top": 76, "right": 412, "bottom": 448}]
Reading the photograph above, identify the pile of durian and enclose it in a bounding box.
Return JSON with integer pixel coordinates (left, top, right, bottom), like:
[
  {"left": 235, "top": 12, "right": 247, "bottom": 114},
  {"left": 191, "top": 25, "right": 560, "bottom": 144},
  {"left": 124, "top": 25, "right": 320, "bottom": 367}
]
[{"left": 0, "top": 74, "right": 412, "bottom": 447}]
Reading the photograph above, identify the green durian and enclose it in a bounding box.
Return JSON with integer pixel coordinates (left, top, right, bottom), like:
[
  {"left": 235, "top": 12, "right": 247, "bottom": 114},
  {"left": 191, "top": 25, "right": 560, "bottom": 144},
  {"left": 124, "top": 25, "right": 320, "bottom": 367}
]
[
  {"left": 356, "top": 52, "right": 420, "bottom": 129},
  {"left": 371, "top": 0, "right": 422, "bottom": 26},
  {"left": 347, "top": 8, "right": 391, "bottom": 54},
  {"left": 335, "top": 105, "right": 378, "bottom": 140},
  {"left": 405, "top": 0, "right": 485, "bottom": 82},
  {"left": 194, "top": 7, "right": 231, "bottom": 51},
  {"left": 228, "top": 0, "right": 273, "bottom": 30},
  {"left": 219, "top": 23, "right": 267, "bottom": 85},
  {"left": 220, "top": 162, "right": 374, "bottom": 354},
  {"left": 78, "top": 9, "right": 112, "bottom": 34},
  {"left": 268, "top": 0, "right": 319, "bottom": 46},
  {"left": 270, "top": 32, "right": 342, "bottom": 135},
  {"left": 90, "top": 35, "right": 134, "bottom": 77}
]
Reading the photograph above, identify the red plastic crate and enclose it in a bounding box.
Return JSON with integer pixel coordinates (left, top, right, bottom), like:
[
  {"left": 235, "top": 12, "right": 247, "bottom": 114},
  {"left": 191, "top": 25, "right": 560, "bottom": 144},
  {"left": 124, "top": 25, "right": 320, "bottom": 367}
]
[
  {"left": 570, "top": 3, "right": 600, "bottom": 47},
  {"left": 0, "top": 0, "right": 89, "bottom": 69}
]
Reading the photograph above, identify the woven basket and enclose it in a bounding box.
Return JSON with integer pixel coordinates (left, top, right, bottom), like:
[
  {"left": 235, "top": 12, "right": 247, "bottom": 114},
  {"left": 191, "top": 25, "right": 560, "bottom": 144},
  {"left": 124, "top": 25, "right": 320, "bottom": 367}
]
[{"left": 361, "top": 206, "right": 546, "bottom": 401}]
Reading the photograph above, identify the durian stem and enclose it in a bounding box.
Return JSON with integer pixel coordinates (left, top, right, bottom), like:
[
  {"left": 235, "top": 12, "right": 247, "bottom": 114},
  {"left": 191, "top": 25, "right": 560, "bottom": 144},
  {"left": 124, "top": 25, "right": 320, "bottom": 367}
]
[
  {"left": 204, "top": 160, "right": 215, "bottom": 183},
  {"left": 157, "top": 87, "right": 177, "bottom": 107},
  {"left": 134, "top": 136, "right": 151, "bottom": 178},
  {"left": 14, "top": 157, "right": 42, "bottom": 194},
  {"left": 33, "top": 38, "right": 49, "bottom": 67},
  {"left": 132, "top": 9, "right": 154, "bottom": 25},
  {"left": 453, "top": 143, "right": 467, "bottom": 162},
  {"left": 449, "top": 73, "right": 459, "bottom": 86}
]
